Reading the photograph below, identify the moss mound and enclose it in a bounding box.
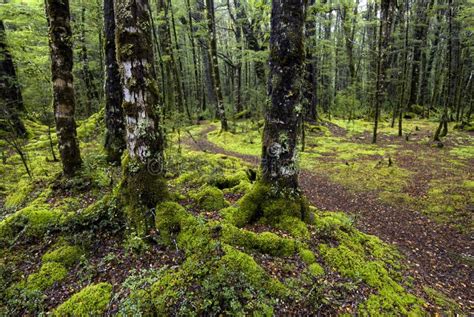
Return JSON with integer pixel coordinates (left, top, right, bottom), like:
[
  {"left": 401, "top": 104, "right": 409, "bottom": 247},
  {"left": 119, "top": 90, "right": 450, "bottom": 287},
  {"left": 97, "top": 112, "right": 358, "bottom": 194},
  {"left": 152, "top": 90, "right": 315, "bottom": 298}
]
[
  {"left": 194, "top": 186, "right": 228, "bottom": 211},
  {"left": 42, "top": 245, "right": 83, "bottom": 268},
  {"left": 27, "top": 262, "right": 68, "bottom": 291},
  {"left": 53, "top": 283, "right": 112, "bottom": 316}
]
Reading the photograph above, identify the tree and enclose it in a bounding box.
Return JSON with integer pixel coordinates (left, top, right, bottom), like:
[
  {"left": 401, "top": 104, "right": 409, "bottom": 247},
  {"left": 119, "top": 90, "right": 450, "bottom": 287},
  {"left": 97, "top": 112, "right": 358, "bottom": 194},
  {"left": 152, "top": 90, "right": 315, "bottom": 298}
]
[
  {"left": 115, "top": 0, "right": 167, "bottom": 235},
  {"left": 46, "top": 0, "right": 82, "bottom": 177},
  {"left": 261, "top": 0, "right": 305, "bottom": 192},
  {"left": 0, "top": 20, "right": 26, "bottom": 136},
  {"left": 372, "top": 0, "right": 395, "bottom": 144},
  {"left": 103, "top": 0, "right": 125, "bottom": 164},
  {"left": 205, "top": 0, "right": 229, "bottom": 131}
]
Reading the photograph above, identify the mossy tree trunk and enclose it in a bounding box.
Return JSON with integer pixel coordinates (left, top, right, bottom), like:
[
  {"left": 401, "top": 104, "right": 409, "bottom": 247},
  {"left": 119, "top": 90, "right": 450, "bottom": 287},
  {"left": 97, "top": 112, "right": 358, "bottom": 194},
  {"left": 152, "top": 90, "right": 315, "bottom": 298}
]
[
  {"left": 0, "top": 20, "right": 26, "bottom": 136},
  {"left": 262, "top": 0, "right": 305, "bottom": 192},
  {"left": 103, "top": 0, "right": 125, "bottom": 164},
  {"left": 46, "top": 0, "right": 82, "bottom": 177},
  {"left": 115, "top": 0, "right": 167, "bottom": 235}
]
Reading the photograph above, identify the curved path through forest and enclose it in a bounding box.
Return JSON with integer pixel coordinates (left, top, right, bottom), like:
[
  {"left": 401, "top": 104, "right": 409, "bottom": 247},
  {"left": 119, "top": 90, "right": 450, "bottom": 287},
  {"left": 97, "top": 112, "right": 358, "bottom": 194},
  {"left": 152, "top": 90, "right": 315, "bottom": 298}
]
[{"left": 184, "top": 125, "right": 473, "bottom": 312}]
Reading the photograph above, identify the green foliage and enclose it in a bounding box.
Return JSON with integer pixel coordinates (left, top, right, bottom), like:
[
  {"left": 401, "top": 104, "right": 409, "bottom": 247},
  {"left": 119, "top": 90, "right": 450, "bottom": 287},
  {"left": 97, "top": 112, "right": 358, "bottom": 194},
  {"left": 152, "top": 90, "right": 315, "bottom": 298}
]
[{"left": 53, "top": 283, "right": 112, "bottom": 316}]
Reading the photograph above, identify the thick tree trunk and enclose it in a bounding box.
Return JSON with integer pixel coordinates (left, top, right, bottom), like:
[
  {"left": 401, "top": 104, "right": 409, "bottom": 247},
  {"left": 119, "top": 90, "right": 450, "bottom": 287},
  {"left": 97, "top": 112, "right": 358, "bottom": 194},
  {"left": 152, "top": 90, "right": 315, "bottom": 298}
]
[
  {"left": 205, "top": 0, "right": 228, "bottom": 131},
  {"left": 115, "top": 0, "right": 167, "bottom": 235},
  {"left": 262, "top": 0, "right": 305, "bottom": 192},
  {"left": 46, "top": 0, "right": 82, "bottom": 177},
  {"left": 103, "top": 0, "right": 125, "bottom": 164},
  {"left": 0, "top": 20, "right": 26, "bottom": 136}
]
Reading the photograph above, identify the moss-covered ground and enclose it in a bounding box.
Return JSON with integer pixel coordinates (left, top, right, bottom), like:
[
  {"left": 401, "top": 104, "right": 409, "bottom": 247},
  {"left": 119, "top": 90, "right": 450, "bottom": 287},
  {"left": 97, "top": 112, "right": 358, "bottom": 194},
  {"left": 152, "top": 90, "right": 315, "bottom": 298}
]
[{"left": 0, "top": 115, "right": 470, "bottom": 315}]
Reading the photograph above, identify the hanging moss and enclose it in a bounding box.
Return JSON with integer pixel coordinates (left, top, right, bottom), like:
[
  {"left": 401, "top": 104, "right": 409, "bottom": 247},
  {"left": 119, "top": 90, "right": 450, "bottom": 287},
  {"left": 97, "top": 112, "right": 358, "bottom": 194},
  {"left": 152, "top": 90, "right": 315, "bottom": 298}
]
[{"left": 53, "top": 283, "right": 112, "bottom": 316}]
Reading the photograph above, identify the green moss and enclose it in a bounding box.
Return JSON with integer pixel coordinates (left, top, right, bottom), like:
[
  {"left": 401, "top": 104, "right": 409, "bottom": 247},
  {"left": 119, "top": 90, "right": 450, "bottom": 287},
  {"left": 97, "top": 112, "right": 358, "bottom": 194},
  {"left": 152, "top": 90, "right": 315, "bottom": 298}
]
[
  {"left": 27, "top": 262, "right": 67, "bottom": 291},
  {"left": 42, "top": 245, "right": 83, "bottom": 268},
  {"left": 4, "top": 179, "right": 35, "bottom": 209},
  {"left": 308, "top": 263, "right": 324, "bottom": 277},
  {"left": 120, "top": 153, "right": 169, "bottom": 236},
  {"left": 194, "top": 186, "right": 228, "bottom": 211},
  {"left": 450, "top": 145, "right": 474, "bottom": 159},
  {"left": 155, "top": 201, "right": 191, "bottom": 244},
  {"left": 207, "top": 127, "right": 261, "bottom": 156},
  {"left": 237, "top": 181, "right": 310, "bottom": 231},
  {"left": 151, "top": 244, "right": 281, "bottom": 315},
  {"left": 53, "top": 283, "right": 112, "bottom": 316},
  {"left": 0, "top": 204, "right": 62, "bottom": 246},
  {"left": 299, "top": 248, "right": 316, "bottom": 264},
  {"left": 221, "top": 224, "right": 298, "bottom": 257}
]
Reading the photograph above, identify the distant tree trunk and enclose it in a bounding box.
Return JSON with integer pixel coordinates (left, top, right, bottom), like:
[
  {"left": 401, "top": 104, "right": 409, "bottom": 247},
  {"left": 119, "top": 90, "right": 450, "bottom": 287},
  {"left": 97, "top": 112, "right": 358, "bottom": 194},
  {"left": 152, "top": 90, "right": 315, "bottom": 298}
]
[
  {"left": 115, "top": 0, "right": 167, "bottom": 235},
  {"left": 185, "top": 0, "right": 200, "bottom": 106},
  {"left": 262, "top": 0, "right": 305, "bottom": 191},
  {"left": 408, "top": 0, "right": 431, "bottom": 110},
  {"left": 46, "top": 0, "right": 82, "bottom": 177},
  {"left": 233, "top": 0, "right": 265, "bottom": 85},
  {"left": 0, "top": 20, "right": 26, "bottom": 136},
  {"left": 103, "top": 0, "right": 125, "bottom": 164},
  {"left": 79, "top": 7, "right": 99, "bottom": 116},
  {"left": 372, "top": 0, "right": 394, "bottom": 144},
  {"left": 227, "top": 0, "right": 243, "bottom": 113},
  {"left": 303, "top": 0, "right": 318, "bottom": 121},
  {"left": 205, "top": 0, "right": 228, "bottom": 131}
]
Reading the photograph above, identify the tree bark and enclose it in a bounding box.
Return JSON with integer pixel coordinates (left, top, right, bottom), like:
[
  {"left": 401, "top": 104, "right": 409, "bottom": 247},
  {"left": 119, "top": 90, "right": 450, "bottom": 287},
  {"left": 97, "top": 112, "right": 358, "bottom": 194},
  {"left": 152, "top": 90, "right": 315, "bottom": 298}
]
[
  {"left": 103, "top": 0, "right": 125, "bottom": 164},
  {"left": 46, "top": 0, "right": 82, "bottom": 177},
  {"left": 205, "top": 0, "right": 228, "bottom": 131},
  {"left": 115, "top": 0, "right": 167, "bottom": 235},
  {"left": 0, "top": 20, "right": 26, "bottom": 136},
  {"left": 262, "top": 0, "right": 305, "bottom": 192}
]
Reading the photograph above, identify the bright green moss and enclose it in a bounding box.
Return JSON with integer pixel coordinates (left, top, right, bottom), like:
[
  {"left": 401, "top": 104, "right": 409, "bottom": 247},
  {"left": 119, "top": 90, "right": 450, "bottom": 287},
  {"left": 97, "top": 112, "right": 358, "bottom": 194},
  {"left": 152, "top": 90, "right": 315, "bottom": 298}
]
[
  {"left": 194, "top": 186, "right": 228, "bottom": 211},
  {"left": 238, "top": 181, "right": 310, "bottom": 230},
  {"left": 4, "top": 179, "right": 34, "bottom": 209},
  {"left": 42, "top": 245, "right": 83, "bottom": 268},
  {"left": 151, "top": 244, "right": 281, "bottom": 315},
  {"left": 423, "top": 287, "right": 460, "bottom": 314},
  {"left": 312, "top": 211, "right": 353, "bottom": 239},
  {"left": 27, "top": 262, "right": 67, "bottom": 291},
  {"left": 308, "top": 263, "right": 324, "bottom": 277},
  {"left": 155, "top": 201, "right": 191, "bottom": 244},
  {"left": 221, "top": 224, "right": 298, "bottom": 257},
  {"left": 0, "top": 204, "right": 62, "bottom": 246},
  {"left": 207, "top": 128, "right": 261, "bottom": 156},
  {"left": 299, "top": 248, "right": 316, "bottom": 264},
  {"left": 53, "top": 282, "right": 112, "bottom": 316}
]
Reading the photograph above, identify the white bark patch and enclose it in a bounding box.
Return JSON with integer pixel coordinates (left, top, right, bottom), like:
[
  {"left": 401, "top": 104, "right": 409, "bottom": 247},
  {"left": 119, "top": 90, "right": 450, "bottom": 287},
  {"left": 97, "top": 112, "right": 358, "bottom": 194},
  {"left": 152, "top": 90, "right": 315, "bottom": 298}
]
[
  {"left": 125, "top": 26, "right": 138, "bottom": 33},
  {"left": 123, "top": 61, "right": 132, "bottom": 80},
  {"left": 53, "top": 78, "right": 67, "bottom": 88}
]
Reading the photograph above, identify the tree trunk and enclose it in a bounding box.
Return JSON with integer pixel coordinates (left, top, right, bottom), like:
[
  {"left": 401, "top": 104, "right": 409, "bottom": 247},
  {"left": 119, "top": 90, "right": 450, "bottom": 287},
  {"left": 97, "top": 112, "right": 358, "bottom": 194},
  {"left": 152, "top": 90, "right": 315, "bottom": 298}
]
[
  {"left": 0, "top": 20, "right": 26, "bottom": 136},
  {"left": 103, "top": 0, "right": 125, "bottom": 164},
  {"left": 79, "top": 7, "right": 99, "bottom": 116},
  {"left": 262, "top": 0, "right": 305, "bottom": 192},
  {"left": 115, "top": 0, "right": 167, "bottom": 235},
  {"left": 408, "top": 0, "right": 431, "bottom": 110},
  {"left": 205, "top": 0, "right": 228, "bottom": 131},
  {"left": 46, "top": 0, "right": 82, "bottom": 177},
  {"left": 303, "top": 0, "right": 318, "bottom": 121},
  {"left": 372, "top": 0, "right": 394, "bottom": 144}
]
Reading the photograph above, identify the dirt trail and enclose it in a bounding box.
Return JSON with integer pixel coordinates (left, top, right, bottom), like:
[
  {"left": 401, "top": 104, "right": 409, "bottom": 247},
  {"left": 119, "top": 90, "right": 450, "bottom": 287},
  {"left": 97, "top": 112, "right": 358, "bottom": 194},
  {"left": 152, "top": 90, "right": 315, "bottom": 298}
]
[{"left": 184, "top": 125, "right": 473, "bottom": 312}]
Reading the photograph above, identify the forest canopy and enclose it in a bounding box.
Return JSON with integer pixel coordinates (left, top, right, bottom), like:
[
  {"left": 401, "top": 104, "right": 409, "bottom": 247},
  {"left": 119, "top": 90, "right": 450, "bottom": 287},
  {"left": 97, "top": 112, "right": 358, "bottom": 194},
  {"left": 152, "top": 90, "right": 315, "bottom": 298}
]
[{"left": 0, "top": 0, "right": 473, "bottom": 315}]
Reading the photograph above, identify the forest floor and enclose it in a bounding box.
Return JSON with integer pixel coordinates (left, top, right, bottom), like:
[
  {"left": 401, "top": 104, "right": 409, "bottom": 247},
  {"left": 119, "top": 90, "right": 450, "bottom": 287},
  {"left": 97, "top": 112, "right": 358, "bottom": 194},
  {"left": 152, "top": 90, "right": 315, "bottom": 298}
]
[{"left": 183, "top": 119, "right": 473, "bottom": 312}]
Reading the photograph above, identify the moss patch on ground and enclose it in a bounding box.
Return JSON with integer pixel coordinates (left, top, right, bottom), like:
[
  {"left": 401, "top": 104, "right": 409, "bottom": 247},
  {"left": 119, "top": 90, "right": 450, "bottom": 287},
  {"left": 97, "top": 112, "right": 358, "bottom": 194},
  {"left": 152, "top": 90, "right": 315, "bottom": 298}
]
[{"left": 53, "top": 282, "right": 112, "bottom": 316}]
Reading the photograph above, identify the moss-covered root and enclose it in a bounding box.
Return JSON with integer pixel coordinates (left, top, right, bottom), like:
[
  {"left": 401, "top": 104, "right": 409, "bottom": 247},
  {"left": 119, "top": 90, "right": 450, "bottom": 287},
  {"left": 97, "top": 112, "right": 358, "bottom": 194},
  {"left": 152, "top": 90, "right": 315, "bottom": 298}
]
[
  {"left": 53, "top": 283, "right": 112, "bottom": 316},
  {"left": 120, "top": 153, "right": 169, "bottom": 237},
  {"left": 232, "top": 181, "right": 310, "bottom": 238}
]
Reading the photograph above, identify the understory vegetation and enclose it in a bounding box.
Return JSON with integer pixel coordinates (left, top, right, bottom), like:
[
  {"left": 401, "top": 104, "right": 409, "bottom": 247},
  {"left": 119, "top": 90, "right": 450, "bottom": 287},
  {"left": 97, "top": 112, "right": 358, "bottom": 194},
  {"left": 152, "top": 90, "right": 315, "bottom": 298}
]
[{"left": 1, "top": 115, "right": 471, "bottom": 315}]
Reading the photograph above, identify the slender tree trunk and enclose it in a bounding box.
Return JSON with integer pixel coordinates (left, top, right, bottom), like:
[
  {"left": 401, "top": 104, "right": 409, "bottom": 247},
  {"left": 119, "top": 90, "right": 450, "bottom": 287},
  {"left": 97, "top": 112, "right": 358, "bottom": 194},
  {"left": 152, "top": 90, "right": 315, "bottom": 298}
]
[
  {"left": 373, "top": 0, "right": 394, "bottom": 144},
  {"left": 115, "top": 0, "right": 167, "bottom": 235},
  {"left": 185, "top": 0, "right": 200, "bottom": 107},
  {"left": 79, "top": 6, "right": 99, "bottom": 116},
  {"left": 303, "top": 0, "right": 318, "bottom": 121},
  {"left": 0, "top": 20, "right": 26, "bottom": 136},
  {"left": 46, "top": 0, "right": 82, "bottom": 177},
  {"left": 103, "top": 0, "right": 125, "bottom": 164},
  {"left": 262, "top": 0, "right": 305, "bottom": 192},
  {"left": 205, "top": 0, "right": 228, "bottom": 131}
]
